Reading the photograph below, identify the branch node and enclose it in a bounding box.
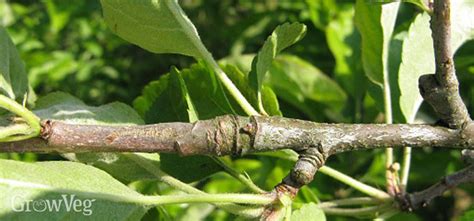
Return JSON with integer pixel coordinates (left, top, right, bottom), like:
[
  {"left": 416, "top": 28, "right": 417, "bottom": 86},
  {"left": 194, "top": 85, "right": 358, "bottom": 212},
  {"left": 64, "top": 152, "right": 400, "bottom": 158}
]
[{"left": 40, "top": 120, "right": 53, "bottom": 140}]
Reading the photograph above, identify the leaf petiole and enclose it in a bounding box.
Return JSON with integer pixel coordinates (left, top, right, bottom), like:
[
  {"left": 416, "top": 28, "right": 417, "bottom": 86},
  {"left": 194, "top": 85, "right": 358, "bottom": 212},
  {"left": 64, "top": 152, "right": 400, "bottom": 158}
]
[{"left": 0, "top": 95, "right": 40, "bottom": 140}]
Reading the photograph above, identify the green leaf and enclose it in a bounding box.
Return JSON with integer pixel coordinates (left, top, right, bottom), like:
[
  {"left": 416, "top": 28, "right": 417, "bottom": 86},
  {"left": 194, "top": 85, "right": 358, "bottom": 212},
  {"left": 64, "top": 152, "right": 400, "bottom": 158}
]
[
  {"left": 248, "top": 22, "right": 306, "bottom": 112},
  {"left": 140, "top": 67, "right": 199, "bottom": 123},
  {"left": 451, "top": 0, "right": 474, "bottom": 50},
  {"left": 291, "top": 202, "right": 326, "bottom": 221},
  {"left": 405, "top": 0, "right": 430, "bottom": 12},
  {"left": 135, "top": 62, "right": 281, "bottom": 122},
  {"left": 223, "top": 64, "right": 281, "bottom": 117},
  {"left": 134, "top": 63, "right": 236, "bottom": 122},
  {"left": 0, "top": 26, "right": 28, "bottom": 100},
  {"left": 355, "top": 0, "right": 399, "bottom": 86},
  {"left": 268, "top": 55, "right": 347, "bottom": 121},
  {"left": 0, "top": 159, "right": 148, "bottom": 220},
  {"left": 34, "top": 92, "right": 143, "bottom": 125},
  {"left": 70, "top": 153, "right": 162, "bottom": 183},
  {"left": 393, "top": 13, "right": 434, "bottom": 123},
  {"left": 326, "top": 5, "right": 366, "bottom": 101},
  {"left": 305, "top": 0, "right": 338, "bottom": 30},
  {"left": 160, "top": 154, "right": 222, "bottom": 183},
  {"left": 175, "top": 203, "right": 214, "bottom": 221},
  {"left": 100, "top": 0, "right": 206, "bottom": 58},
  {"left": 219, "top": 54, "right": 282, "bottom": 116}
]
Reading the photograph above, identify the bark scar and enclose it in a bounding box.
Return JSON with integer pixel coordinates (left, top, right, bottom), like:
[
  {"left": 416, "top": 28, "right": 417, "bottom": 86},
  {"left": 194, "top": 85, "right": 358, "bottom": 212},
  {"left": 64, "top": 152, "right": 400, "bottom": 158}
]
[{"left": 40, "top": 120, "right": 53, "bottom": 140}]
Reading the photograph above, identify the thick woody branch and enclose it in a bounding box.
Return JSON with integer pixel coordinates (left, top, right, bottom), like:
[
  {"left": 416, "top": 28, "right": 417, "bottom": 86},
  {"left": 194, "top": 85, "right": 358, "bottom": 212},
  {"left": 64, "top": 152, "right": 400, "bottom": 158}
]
[{"left": 1, "top": 115, "right": 474, "bottom": 155}]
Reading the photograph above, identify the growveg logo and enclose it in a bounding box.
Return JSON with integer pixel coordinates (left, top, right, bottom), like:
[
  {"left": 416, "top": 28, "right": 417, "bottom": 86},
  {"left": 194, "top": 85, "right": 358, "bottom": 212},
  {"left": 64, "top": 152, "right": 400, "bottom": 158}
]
[{"left": 8, "top": 194, "right": 96, "bottom": 216}]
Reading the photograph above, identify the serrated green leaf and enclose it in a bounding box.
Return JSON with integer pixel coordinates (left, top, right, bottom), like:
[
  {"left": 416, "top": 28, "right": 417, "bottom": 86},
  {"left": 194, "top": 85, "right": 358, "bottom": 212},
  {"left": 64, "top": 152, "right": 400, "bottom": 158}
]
[
  {"left": 0, "top": 159, "right": 148, "bottom": 221},
  {"left": 394, "top": 13, "right": 434, "bottom": 123},
  {"left": 100, "top": 0, "right": 206, "bottom": 58},
  {"left": 291, "top": 202, "right": 326, "bottom": 221},
  {"left": 355, "top": 0, "right": 399, "bottom": 86},
  {"left": 248, "top": 22, "right": 306, "bottom": 112},
  {"left": 134, "top": 63, "right": 237, "bottom": 122},
  {"left": 0, "top": 26, "right": 28, "bottom": 100}
]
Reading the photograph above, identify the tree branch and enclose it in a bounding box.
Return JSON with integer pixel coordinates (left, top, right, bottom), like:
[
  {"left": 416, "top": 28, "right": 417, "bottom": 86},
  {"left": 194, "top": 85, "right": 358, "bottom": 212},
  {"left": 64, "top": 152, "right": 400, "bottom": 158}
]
[
  {"left": 1, "top": 115, "right": 474, "bottom": 155},
  {"left": 419, "top": 0, "right": 471, "bottom": 129},
  {"left": 400, "top": 164, "right": 474, "bottom": 211}
]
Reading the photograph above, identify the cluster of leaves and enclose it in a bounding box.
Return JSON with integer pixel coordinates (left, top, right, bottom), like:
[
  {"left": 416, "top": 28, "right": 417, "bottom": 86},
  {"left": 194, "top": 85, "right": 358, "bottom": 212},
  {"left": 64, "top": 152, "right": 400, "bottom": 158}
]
[{"left": 0, "top": 0, "right": 474, "bottom": 220}]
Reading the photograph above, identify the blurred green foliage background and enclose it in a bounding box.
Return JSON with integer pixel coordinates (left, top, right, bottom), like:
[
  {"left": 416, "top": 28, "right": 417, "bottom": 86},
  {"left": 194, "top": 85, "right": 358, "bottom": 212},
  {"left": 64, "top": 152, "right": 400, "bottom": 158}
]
[{"left": 1, "top": 0, "right": 473, "bottom": 220}]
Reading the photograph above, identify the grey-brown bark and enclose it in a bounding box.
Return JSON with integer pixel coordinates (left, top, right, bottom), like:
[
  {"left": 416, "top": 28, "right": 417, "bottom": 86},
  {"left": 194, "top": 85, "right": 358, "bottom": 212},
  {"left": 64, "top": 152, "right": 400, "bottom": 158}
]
[
  {"left": 401, "top": 164, "right": 474, "bottom": 211},
  {"left": 2, "top": 116, "right": 474, "bottom": 155}
]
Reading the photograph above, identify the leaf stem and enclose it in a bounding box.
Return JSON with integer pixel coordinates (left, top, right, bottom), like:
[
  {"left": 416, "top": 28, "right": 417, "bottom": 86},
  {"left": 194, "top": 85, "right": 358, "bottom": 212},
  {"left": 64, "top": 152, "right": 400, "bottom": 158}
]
[
  {"left": 319, "top": 166, "right": 391, "bottom": 200},
  {"left": 206, "top": 58, "right": 260, "bottom": 116},
  {"left": 382, "top": 74, "right": 397, "bottom": 194},
  {"left": 138, "top": 193, "right": 274, "bottom": 205},
  {"left": 0, "top": 124, "right": 32, "bottom": 142},
  {"left": 400, "top": 146, "right": 412, "bottom": 190},
  {"left": 125, "top": 153, "right": 265, "bottom": 218},
  {"left": 0, "top": 95, "right": 40, "bottom": 140},
  {"left": 374, "top": 208, "right": 399, "bottom": 220},
  {"left": 211, "top": 157, "right": 266, "bottom": 194},
  {"left": 322, "top": 203, "right": 393, "bottom": 217},
  {"left": 317, "top": 197, "right": 389, "bottom": 208}
]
